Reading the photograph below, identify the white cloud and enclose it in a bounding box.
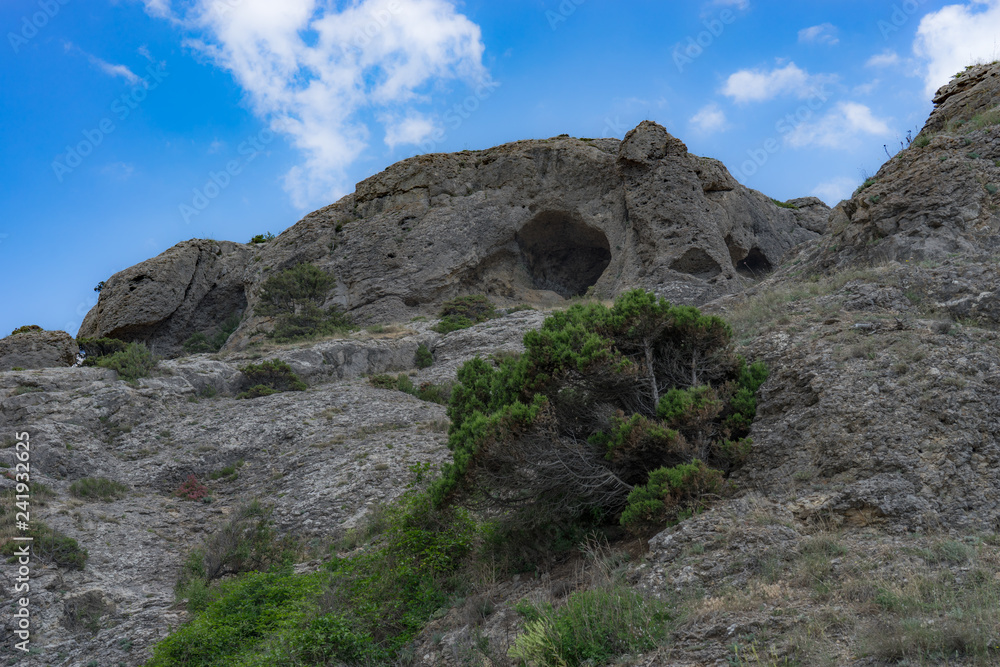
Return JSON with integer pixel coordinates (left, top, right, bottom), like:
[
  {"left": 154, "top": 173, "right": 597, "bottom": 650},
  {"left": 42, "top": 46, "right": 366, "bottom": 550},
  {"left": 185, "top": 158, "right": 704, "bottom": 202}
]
[
  {"left": 146, "top": 0, "right": 489, "bottom": 208},
  {"left": 866, "top": 49, "right": 900, "bottom": 67},
  {"left": 914, "top": 0, "right": 1000, "bottom": 98},
  {"left": 67, "top": 42, "right": 143, "bottom": 85},
  {"left": 721, "top": 62, "right": 825, "bottom": 103},
  {"left": 811, "top": 176, "right": 857, "bottom": 205},
  {"left": 786, "top": 101, "right": 892, "bottom": 149},
  {"left": 853, "top": 79, "right": 881, "bottom": 95},
  {"left": 382, "top": 111, "right": 437, "bottom": 149},
  {"left": 689, "top": 103, "right": 728, "bottom": 133},
  {"left": 798, "top": 23, "right": 839, "bottom": 45}
]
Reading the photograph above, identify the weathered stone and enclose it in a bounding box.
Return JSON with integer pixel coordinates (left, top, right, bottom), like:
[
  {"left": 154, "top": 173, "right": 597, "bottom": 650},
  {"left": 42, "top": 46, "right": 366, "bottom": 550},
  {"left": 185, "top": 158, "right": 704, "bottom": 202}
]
[
  {"left": 806, "top": 60, "right": 1000, "bottom": 268},
  {"left": 79, "top": 239, "right": 252, "bottom": 357},
  {"left": 0, "top": 328, "right": 77, "bottom": 370},
  {"left": 82, "top": 122, "right": 825, "bottom": 355}
]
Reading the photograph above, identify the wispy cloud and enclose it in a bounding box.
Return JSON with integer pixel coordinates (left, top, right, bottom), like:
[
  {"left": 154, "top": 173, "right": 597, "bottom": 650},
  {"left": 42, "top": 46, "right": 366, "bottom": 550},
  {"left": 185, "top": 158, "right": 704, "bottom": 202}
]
[
  {"left": 66, "top": 42, "right": 143, "bottom": 85},
  {"left": 866, "top": 49, "right": 900, "bottom": 67},
  {"left": 914, "top": 0, "right": 1000, "bottom": 98},
  {"left": 144, "top": 0, "right": 490, "bottom": 209},
  {"left": 689, "top": 103, "right": 728, "bottom": 134},
  {"left": 798, "top": 23, "right": 839, "bottom": 45},
  {"left": 721, "top": 62, "right": 827, "bottom": 103},
  {"left": 381, "top": 111, "right": 437, "bottom": 149},
  {"left": 786, "top": 101, "right": 891, "bottom": 149}
]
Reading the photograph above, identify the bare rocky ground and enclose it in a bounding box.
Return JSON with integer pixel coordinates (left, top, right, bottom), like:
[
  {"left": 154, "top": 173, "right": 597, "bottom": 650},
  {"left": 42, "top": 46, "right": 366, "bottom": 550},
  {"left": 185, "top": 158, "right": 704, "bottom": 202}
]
[
  {"left": 3, "top": 258, "right": 1000, "bottom": 667},
  {"left": 0, "top": 313, "right": 543, "bottom": 666}
]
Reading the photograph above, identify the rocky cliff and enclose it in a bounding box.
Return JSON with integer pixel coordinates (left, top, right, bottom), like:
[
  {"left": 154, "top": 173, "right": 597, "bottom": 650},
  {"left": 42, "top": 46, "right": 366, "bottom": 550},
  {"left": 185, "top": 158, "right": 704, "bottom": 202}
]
[
  {"left": 3, "top": 62, "right": 1000, "bottom": 666},
  {"left": 79, "top": 121, "right": 826, "bottom": 357}
]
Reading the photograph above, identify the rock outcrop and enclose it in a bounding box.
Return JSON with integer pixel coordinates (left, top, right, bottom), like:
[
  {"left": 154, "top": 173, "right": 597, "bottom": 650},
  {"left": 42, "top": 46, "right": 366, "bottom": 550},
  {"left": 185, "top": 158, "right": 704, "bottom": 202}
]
[
  {"left": 810, "top": 61, "right": 1000, "bottom": 268},
  {"left": 0, "top": 328, "right": 78, "bottom": 370},
  {"left": 714, "top": 61, "right": 1000, "bottom": 531},
  {"left": 80, "top": 122, "right": 825, "bottom": 356},
  {"left": 78, "top": 240, "right": 252, "bottom": 357}
]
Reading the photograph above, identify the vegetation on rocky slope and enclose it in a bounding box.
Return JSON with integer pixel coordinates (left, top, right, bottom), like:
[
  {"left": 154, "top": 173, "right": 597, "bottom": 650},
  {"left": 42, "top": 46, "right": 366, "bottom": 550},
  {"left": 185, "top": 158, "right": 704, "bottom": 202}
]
[{"left": 257, "top": 262, "right": 354, "bottom": 342}]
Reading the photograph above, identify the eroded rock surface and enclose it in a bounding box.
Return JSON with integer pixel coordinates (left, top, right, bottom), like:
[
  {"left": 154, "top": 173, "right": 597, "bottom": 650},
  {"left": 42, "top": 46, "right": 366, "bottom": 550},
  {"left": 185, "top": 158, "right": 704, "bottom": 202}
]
[
  {"left": 0, "top": 329, "right": 78, "bottom": 371},
  {"left": 82, "top": 122, "right": 824, "bottom": 356}
]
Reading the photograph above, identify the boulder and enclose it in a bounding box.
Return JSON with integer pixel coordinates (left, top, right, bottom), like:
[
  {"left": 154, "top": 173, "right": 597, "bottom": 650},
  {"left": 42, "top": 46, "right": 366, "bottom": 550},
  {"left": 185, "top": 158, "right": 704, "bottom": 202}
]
[
  {"left": 78, "top": 240, "right": 252, "bottom": 357},
  {"left": 0, "top": 328, "right": 78, "bottom": 370}
]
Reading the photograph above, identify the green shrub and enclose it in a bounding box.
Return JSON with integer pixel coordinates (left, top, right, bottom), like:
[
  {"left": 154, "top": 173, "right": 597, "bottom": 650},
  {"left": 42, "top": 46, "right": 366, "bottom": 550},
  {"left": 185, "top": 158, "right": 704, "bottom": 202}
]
[
  {"left": 854, "top": 177, "right": 878, "bottom": 196},
  {"left": 433, "top": 289, "right": 765, "bottom": 531},
  {"left": 183, "top": 311, "right": 243, "bottom": 354},
  {"left": 78, "top": 337, "right": 128, "bottom": 360},
  {"left": 965, "top": 109, "right": 1000, "bottom": 131},
  {"left": 770, "top": 198, "right": 799, "bottom": 209},
  {"left": 257, "top": 263, "right": 354, "bottom": 342},
  {"left": 69, "top": 477, "right": 129, "bottom": 502},
  {"left": 258, "top": 263, "right": 336, "bottom": 314},
  {"left": 913, "top": 134, "right": 932, "bottom": 148},
  {"left": 249, "top": 232, "right": 276, "bottom": 244},
  {"left": 150, "top": 491, "right": 479, "bottom": 666},
  {"left": 369, "top": 373, "right": 452, "bottom": 405},
  {"left": 432, "top": 295, "right": 497, "bottom": 333},
  {"left": 619, "top": 459, "right": 724, "bottom": 530},
  {"left": 510, "top": 585, "right": 671, "bottom": 666},
  {"left": 10, "top": 325, "right": 42, "bottom": 335},
  {"left": 237, "top": 359, "right": 307, "bottom": 398},
  {"left": 270, "top": 305, "right": 354, "bottom": 342},
  {"left": 176, "top": 500, "right": 293, "bottom": 599},
  {"left": 415, "top": 343, "right": 434, "bottom": 369},
  {"left": 149, "top": 568, "right": 325, "bottom": 666},
  {"left": 237, "top": 384, "right": 277, "bottom": 400},
  {"left": 91, "top": 342, "right": 157, "bottom": 382},
  {"left": 1, "top": 522, "right": 87, "bottom": 570}
]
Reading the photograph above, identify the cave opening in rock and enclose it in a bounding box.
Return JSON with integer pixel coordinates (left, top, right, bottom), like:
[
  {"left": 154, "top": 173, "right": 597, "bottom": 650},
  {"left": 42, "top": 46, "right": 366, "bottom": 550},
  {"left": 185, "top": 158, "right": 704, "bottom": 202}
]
[
  {"left": 735, "top": 247, "right": 773, "bottom": 278},
  {"left": 516, "top": 212, "right": 612, "bottom": 298}
]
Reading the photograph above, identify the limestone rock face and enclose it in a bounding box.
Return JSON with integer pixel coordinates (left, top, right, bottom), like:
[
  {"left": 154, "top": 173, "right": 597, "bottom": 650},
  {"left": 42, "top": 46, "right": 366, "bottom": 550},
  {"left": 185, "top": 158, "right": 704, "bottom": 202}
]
[
  {"left": 78, "top": 240, "right": 252, "bottom": 357},
  {"left": 82, "top": 122, "right": 825, "bottom": 354},
  {"left": 809, "top": 61, "right": 1000, "bottom": 268},
  {"left": 0, "top": 329, "right": 77, "bottom": 370}
]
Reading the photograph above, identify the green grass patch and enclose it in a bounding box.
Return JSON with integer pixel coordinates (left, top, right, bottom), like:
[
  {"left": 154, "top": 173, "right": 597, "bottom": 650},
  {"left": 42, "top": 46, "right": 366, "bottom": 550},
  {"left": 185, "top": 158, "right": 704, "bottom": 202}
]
[
  {"left": 1, "top": 521, "right": 87, "bottom": 570},
  {"left": 432, "top": 295, "right": 497, "bottom": 334},
  {"left": 89, "top": 342, "right": 158, "bottom": 382},
  {"left": 69, "top": 477, "right": 129, "bottom": 501},
  {"left": 369, "top": 373, "right": 452, "bottom": 405},
  {"left": 237, "top": 359, "right": 306, "bottom": 399},
  {"left": 511, "top": 584, "right": 671, "bottom": 666}
]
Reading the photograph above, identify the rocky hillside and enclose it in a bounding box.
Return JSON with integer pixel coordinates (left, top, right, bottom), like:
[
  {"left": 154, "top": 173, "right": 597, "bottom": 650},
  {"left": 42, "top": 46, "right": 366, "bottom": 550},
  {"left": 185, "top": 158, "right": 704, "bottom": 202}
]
[
  {"left": 78, "top": 121, "right": 826, "bottom": 358},
  {"left": 2, "top": 61, "right": 999, "bottom": 667}
]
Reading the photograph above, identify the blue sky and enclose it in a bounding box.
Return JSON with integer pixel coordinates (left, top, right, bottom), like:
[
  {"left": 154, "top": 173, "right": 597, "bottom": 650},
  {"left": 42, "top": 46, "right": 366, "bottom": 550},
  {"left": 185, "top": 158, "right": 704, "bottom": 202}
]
[{"left": 2, "top": 0, "right": 999, "bottom": 337}]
